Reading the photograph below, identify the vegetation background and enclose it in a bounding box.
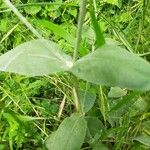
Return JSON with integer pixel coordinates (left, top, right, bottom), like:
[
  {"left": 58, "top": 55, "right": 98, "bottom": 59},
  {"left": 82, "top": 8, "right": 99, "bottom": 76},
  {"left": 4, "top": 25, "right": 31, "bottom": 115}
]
[{"left": 0, "top": 0, "right": 150, "bottom": 149}]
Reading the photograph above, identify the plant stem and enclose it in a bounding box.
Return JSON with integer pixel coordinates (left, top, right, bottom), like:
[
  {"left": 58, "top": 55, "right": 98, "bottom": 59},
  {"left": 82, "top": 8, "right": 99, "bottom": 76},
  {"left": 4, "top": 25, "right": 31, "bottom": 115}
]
[
  {"left": 73, "top": 0, "right": 87, "bottom": 62},
  {"left": 72, "top": 0, "right": 87, "bottom": 113},
  {"left": 3, "top": 0, "right": 43, "bottom": 39}
]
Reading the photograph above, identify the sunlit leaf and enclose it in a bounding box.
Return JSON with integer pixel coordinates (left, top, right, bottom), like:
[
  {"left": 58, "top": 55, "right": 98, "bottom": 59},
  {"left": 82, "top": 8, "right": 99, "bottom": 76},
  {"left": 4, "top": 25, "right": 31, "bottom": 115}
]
[
  {"left": 71, "top": 41, "right": 150, "bottom": 91},
  {"left": 0, "top": 39, "right": 73, "bottom": 76},
  {"left": 108, "top": 87, "right": 127, "bottom": 98},
  {"left": 24, "top": 6, "right": 41, "bottom": 15}
]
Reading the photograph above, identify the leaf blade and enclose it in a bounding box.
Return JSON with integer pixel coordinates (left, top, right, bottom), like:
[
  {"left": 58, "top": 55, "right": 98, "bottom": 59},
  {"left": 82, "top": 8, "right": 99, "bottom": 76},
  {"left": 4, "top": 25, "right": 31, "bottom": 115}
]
[
  {"left": 0, "top": 39, "right": 73, "bottom": 76},
  {"left": 45, "top": 113, "right": 87, "bottom": 150},
  {"left": 71, "top": 41, "right": 150, "bottom": 91},
  {"left": 34, "top": 19, "right": 75, "bottom": 46},
  {"left": 133, "top": 134, "right": 150, "bottom": 147},
  {"left": 89, "top": 0, "right": 105, "bottom": 47}
]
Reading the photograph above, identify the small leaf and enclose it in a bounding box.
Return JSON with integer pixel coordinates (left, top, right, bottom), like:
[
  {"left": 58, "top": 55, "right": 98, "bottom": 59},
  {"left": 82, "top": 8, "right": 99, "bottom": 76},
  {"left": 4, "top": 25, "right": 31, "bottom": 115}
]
[
  {"left": 0, "top": 39, "right": 73, "bottom": 76},
  {"left": 78, "top": 89, "right": 96, "bottom": 113},
  {"left": 71, "top": 41, "right": 150, "bottom": 91},
  {"left": 45, "top": 113, "right": 87, "bottom": 150},
  {"left": 108, "top": 87, "right": 127, "bottom": 98},
  {"left": 24, "top": 6, "right": 41, "bottom": 15},
  {"left": 133, "top": 134, "right": 150, "bottom": 147}
]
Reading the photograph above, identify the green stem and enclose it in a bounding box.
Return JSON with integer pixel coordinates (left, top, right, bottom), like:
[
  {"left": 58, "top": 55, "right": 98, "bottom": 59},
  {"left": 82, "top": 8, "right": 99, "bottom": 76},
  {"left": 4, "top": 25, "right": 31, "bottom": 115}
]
[
  {"left": 72, "top": 0, "right": 87, "bottom": 113},
  {"left": 3, "top": 0, "right": 43, "bottom": 39},
  {"left": 73, "top": 0, "right": 87, "bottom": 62}
]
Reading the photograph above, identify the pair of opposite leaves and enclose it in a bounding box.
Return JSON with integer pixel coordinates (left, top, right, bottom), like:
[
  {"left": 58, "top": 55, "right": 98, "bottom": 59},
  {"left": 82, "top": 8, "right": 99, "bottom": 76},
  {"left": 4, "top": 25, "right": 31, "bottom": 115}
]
[{"left": 0, "top": 39, "right": 150, "bottom": 91}]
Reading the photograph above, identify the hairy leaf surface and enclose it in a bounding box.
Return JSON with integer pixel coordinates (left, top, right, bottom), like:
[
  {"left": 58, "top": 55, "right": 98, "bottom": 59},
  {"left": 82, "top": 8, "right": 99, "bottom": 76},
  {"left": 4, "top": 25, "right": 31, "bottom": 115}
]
[
  {"left": 71, "top": 43, "right": 150, "bottom": 91},
  {"left": 0, "top": 39, "right": 73, "bottom": 76},
  {"left": 45, "top": 113, "right": 87, "bottom": 150}
]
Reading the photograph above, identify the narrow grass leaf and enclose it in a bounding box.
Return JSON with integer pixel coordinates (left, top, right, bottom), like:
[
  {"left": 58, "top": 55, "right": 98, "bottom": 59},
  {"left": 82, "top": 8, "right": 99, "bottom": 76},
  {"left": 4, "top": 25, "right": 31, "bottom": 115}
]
[{"left": 89, "top": 0, "right": 105, "bottom": 47}]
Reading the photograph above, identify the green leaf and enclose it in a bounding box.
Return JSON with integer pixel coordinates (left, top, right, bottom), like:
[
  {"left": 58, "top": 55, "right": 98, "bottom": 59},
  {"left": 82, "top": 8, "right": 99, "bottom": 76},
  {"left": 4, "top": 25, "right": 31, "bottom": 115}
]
[
  {"left": 45, "top": 113, "right": 87, "bottom": 150},
  {"left": 71, "top": 41, "right": 150, "bottom": 91},
  {"left": 78, "top": 89, "right": 96, "bottom": 113},
  {"left": 130, "top": 143, "right": 143, "bottom": 150},
  {"left": 108, "top": 87, "right": 127, "bottom": 98},
  {"left": 45, "top": 0, "right": 62, "bottom": 11},
  {"left": 142, "top": 121, "right": 150, "bottom": 134},
  {"left": 128, "top": 97, "right": 148, "bottom": 117},
  {"left": 89, "top": 0, "right": 105, "bottom": 47},
  {"left": 86, "top": 117, "right": 104, "bottom": 138},
  {"left": 0, "top": 39, "right": 73, "bottom": 76},
  {"left": 82, "top": 25, "right": 95, "bottom": 45},
  {"left": 24, "top": 6, "right": 41, "bottom": 15},
  {"left": 107, "top": 92, "right": 140, "bottom": 126},
  {"left": 0, "top": 19, "right": 9, "bottom": 32},
  {"left": 133, "top": 134, "right": 150, "bottom": 147},
  {"left": 108, "top": 91, "right": 139, "bottom": 114},
  {"left": 35, "top": 19, "right": 75, "bottom": 46}
]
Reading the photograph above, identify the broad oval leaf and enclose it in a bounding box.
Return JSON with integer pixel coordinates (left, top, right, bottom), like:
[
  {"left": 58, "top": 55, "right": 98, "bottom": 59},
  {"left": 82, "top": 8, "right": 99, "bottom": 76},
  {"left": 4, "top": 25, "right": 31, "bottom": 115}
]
[
  {"left": 0, "top": 39, "right": 73, "bottom": 76},
  {"left": 45, "top": 113, "right": 87, "bottom": 150},
  {"left": 71, "top": 42, "right": 150, "bottom": 91}
]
